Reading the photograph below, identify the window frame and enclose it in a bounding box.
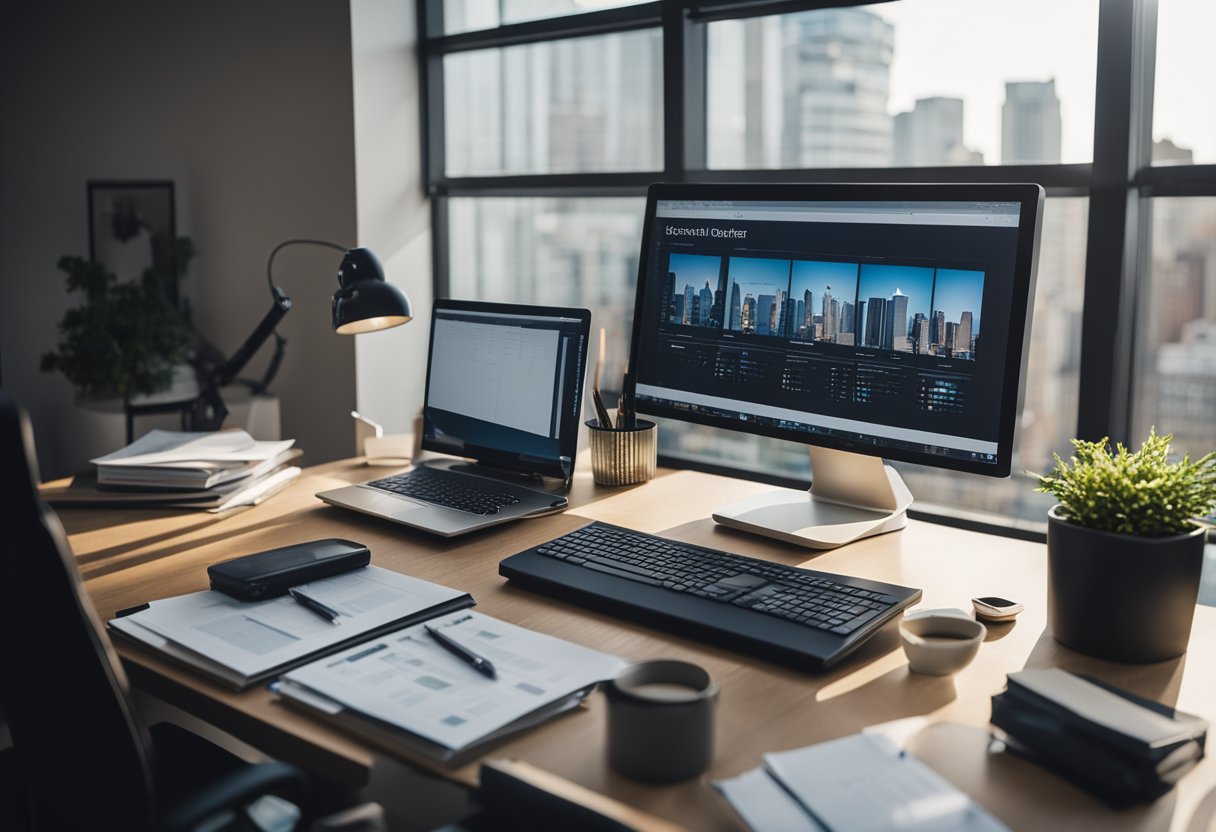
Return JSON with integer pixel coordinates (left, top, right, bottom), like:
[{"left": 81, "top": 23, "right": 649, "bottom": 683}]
[{"left": 418, "top": 0, "right": 1216, "bottom": 534}]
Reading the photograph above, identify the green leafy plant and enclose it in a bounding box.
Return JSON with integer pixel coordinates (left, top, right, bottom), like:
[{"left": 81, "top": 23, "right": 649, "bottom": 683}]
[
  {"left": 41, "top": 238, "right": 195, "bottom": 401},
  {"left": 1035, "top": 430, "right": 1216, "bottom": 537}
]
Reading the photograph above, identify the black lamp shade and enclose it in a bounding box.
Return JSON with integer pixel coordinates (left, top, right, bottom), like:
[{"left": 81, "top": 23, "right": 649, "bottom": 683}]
[{"left": 332, "top": 247, "right": 412, "bottom": 334}]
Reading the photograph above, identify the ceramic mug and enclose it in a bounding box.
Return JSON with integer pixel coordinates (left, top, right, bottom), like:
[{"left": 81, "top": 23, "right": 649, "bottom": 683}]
[
  {"left": 604, "top": 659, "right": 718, "bottom": 783},
  {"left": 899, "top": 608, "right": 986, "bottom": 676}
]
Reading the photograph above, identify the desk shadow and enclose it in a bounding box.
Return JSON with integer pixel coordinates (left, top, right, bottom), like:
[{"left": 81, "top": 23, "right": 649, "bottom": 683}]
[
  {"left": 1021, "top": 629, "right": 1187, "bottom": 707},
  {"left": 1186, "top": 783, "right": 1216, "bottom": 832},
  {"left": 77, "top": 516, "right": 300, "bottom": 580},
  {"left": 908, "top": 722, "right": 1177, "bottom": 831},
  {"left": 659, "top": 518, "right": 826, "bottom": 566},
  {"left": 982, "top": 620, "right": 1017, "bottom": 643}
]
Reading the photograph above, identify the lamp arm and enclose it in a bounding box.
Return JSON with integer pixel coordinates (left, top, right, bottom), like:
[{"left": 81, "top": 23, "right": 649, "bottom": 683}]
[
  {"left": 214, "top": 288, "right": 292, "bottom": 387},
  {"left": 265, "top": 238, "right": 348, "bottom": 295}
]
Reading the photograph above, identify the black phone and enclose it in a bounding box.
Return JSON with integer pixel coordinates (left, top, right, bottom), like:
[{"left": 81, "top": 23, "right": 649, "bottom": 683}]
[{"left": 208, "top": 538, "right": 370, "bottom": 601}]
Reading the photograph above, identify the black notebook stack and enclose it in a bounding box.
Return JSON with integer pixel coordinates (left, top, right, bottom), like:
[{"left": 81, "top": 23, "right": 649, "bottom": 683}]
[{"left": 991, "top": 668, "right": 1207, "bottom": 806}]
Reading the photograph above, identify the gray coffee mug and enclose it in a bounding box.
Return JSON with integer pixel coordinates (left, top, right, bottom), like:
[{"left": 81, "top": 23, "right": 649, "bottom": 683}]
[{"left": 604, "top": 660, "right": 718, "bottom": 783}]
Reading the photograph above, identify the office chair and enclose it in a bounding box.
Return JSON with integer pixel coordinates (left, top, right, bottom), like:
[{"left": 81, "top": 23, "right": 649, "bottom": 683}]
[{"left": 0, "top": 392, "right": 309, "bottom": 831}]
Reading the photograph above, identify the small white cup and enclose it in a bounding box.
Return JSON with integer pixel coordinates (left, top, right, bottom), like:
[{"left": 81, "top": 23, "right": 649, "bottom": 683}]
[{"left": 899, "top": 608, "right": 986, "bottom": 676}]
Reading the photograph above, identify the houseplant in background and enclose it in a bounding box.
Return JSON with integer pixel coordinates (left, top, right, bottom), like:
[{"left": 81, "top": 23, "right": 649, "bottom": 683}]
[
  {"left": 41, "top": 237, "right": 195, "bottom": 404},
  {"left": 1035, "top": 430, "right": 1216, "bottom": 662}
]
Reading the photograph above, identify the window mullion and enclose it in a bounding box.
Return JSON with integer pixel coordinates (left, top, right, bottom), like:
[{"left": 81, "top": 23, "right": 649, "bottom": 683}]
[{"left": 1076, "top": 0, "right": 1156, "bottom": 445}]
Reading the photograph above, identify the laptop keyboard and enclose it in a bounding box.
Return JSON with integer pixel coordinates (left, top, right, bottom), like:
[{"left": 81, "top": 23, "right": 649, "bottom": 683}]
[{"left": 369, "top": 468, "right": 522, "bottom": 516}]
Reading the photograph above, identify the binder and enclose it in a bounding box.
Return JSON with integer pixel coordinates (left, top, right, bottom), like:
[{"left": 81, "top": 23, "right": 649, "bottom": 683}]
[{"left": 990, "top": 669, "right": 1207, "bottom": 806}]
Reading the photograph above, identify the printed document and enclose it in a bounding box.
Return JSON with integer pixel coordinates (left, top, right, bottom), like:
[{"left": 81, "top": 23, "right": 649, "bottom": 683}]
[
  {"left": 109, "top": 566, "right": 471, "bottom": 689},
  {"left": 280, "top": 610, "right": 627, "bottom": 753}
]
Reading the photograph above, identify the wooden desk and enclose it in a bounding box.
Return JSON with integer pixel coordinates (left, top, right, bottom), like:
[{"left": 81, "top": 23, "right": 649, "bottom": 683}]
[{"left": 62, "top": 459, "right": 1216, "bottom": 831}]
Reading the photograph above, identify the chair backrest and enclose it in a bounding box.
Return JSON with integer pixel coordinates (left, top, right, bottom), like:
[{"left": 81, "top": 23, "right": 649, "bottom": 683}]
[{"left": 0, "top": 392, "right": 155, "bottom": 829}]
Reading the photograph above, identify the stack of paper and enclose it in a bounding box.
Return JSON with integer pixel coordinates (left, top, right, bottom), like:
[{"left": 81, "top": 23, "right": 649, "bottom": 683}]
[
  {"left": 43, "top": 429, "right": 301, "bottom": 512},
  {"left": 715, "top": 733, "right": 1009, "bottom": 832},
  {"left": 991, "top": 668, "right": 1208, "bottom": 806},
  {"left": 276, "top": 610, "right": 629, "bottom": 765},
  {"left": 109, "top": 566, "right": 474, "bottom": 689}
]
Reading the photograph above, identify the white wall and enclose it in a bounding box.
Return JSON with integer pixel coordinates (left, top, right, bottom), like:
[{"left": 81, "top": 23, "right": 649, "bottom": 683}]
[
  {"left": 0, "top": 1, "right": 359, "bottom": 477},
  {"left": 350, "top": 0, "right": 433, "bottom": 435}
]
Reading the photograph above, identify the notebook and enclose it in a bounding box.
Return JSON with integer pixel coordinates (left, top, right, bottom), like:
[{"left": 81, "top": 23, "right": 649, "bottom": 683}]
[
  {"left": 316, "top": 299, "right": 591, "bottom": 537},
  {"left": 108, "top": 566, "right": 473, "bottom": 690}
]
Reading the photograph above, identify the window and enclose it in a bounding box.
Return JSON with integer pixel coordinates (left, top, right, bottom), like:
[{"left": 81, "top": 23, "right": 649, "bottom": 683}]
[
  {"left": 707, "top": 1, "right": 1098, "bottom": 169},
  {"left": 420, "top": 0, "right": 1216, "bottom": 533},
  {"left": 1133, "top": 197, "right": 1216, "bottom": 457},
  {"left": 1152, "top": 0, "right": 1215, "bottom": 165}
]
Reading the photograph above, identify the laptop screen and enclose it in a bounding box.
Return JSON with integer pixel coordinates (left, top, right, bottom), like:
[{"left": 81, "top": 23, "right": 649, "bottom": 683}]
[{"left": 421, "top": 300, "right": 591, "bottom": 479}]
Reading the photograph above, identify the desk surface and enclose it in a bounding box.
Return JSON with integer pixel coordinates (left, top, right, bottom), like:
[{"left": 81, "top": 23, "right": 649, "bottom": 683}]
[{"left": 61, "top": 458, "right": 1216, "bottom": 831}]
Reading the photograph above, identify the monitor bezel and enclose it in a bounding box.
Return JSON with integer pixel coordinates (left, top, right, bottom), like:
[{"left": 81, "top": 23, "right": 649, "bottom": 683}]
[
  {"left": 423, "top": 298, "right": 592, "bottom": 479},
  {"left": 626, "top": 181, "right": 1044, "bottom": 478}
]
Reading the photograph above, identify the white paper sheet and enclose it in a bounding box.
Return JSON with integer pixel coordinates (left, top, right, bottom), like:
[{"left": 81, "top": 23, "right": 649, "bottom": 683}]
[
  {"left": 92, "top": 429, "right": 294, "bottom": 466},
  {"left": 282, "top": 610, "right": 628, "bottom": 751},
  {"left": 764, "top": 734, "right": 1008, "bottom": 832},
  {"left": 109, "top": 567, "right": 469, "bottom": 683}
]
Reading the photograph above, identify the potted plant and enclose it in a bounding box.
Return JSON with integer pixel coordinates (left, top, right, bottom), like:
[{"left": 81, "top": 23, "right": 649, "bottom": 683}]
[
  {"left": 41, "top": 238, "right": 195, "bottom": 404},
  {"left": 1035, "top": 430, "right": 1216, "bottom": 662}
]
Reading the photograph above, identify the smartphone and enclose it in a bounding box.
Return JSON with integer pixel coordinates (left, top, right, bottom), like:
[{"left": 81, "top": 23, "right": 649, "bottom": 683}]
[
  {"left": 972, "top": 596, "right": 1023, "bottom": 622},
  {"left": 208, "top": 539, "right": 370, "bottom": 601}
]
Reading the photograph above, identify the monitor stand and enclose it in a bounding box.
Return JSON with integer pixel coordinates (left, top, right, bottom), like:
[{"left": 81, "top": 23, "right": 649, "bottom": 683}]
[{"left": 711, "top": 446, "right": 913, "bottom": 550}]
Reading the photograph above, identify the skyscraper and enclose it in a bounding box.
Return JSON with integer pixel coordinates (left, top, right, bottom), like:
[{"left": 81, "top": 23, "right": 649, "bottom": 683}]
[
  {"left": 865, "top": 296, "right": 887, "bottom": 348},
  {"left": 684, "top": 285, "right": 695, "bottom": 325},
  {"left": 780, "top": 9, "right": 894, "bottom": 167},
  {"left": 958, "top": 311, "right": 974, "bottom": 358},
  {"left": 887, "top": 289, "right": 909, "bottom": 351},
  {"left": 757, "top": 294, "right": 775, "bottom": 335},
  {"left": 742, "top": 294, "right": 755, "bottom": 333},
  {"left": 892, "top": 96, "right": 977, "bottom": 166},
  {"left": 699, "top": 281, "right": 713, "bottom": 326},
  {"left": 1002, "top": 80, "right": 1062, "bottom": 164},
  {"left": 663, "top": 272, "right": 676, "bottom": 323},
  {"left": 914, "top": 318, "right": 930, "bottom": 354},
  {"left": 729, "top": 283, "right": 742, "bottom": 330}
]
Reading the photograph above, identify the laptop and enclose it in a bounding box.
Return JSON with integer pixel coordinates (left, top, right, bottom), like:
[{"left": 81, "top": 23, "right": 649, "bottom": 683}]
[{"left": 317, "top": 299, "right": 592, "bottom": 536}]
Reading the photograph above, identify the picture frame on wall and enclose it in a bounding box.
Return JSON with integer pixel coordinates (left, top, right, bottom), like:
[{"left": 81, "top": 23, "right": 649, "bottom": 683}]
[{"left": 87, "top": 180, "right": 177, "bottom": 300}]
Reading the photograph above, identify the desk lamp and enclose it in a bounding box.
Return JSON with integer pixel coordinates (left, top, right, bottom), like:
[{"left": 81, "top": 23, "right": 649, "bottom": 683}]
[{"left": 190, "top": 238, "right": 411, "bottom": 430}]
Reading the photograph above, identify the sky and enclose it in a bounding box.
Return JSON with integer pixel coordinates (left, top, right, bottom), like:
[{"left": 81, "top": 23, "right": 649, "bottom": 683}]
[
  {"left": 728, "top": 256, "right": 791, "bottom": 298},
  {"left": 790, "top": 261, "right": 859, "bottom": 307},
  {"left": 875, "top": 0, "right": 1215, "bottom": 165},
  {"left": 931, "top": 268, "right": 985, "bottom": 333},
  {"left": 857, "top": 264, "right": 933, "bottom": 320},
  {"left": 668, "top": 253, "right": 721, "bottom": 295}
]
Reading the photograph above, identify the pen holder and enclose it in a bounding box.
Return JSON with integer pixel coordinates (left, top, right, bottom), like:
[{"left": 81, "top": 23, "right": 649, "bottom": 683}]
[{"left": 587, "top": 419, "right": 657, "bottom": 487}]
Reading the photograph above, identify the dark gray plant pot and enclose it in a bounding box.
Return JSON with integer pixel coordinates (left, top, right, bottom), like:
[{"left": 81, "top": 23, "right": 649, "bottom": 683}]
[{"left": 1047, "top": 506, "right": 1207, "bottom": 663}]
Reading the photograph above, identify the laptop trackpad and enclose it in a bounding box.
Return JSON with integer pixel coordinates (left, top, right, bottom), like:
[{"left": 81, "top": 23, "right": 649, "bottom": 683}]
[{"left": 361, "top": 490, "right": 428, "bottom": 517}]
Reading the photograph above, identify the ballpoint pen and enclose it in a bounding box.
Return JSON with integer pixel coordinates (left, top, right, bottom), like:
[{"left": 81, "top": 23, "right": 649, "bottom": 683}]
[
  {"left": 592, "top": 388, "right": 614, "bottom": 430},
  {"left": 424, "top": 622, "right": 497, "bottom": 678},
  {"left": 289, "top": 587, "right": 342, "bottom": 624}
]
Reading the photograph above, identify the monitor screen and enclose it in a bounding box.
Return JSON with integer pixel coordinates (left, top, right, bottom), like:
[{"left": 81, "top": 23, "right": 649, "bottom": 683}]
[
  {"left": 423, "top": 299, "right": 591, "bottom": 479},
  {"left": 628, "top": 183, "right": 1043, "bottom": 477}
]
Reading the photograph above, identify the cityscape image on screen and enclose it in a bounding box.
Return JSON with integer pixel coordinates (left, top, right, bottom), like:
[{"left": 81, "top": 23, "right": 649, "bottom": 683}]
[{"left": 666, "top": 252, "right": 985, "bottom": 361}]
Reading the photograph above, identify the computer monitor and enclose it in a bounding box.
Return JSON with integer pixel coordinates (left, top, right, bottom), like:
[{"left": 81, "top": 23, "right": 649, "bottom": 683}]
[{"left": 627, "top": 183, "right": 1043, "bottom": 549}]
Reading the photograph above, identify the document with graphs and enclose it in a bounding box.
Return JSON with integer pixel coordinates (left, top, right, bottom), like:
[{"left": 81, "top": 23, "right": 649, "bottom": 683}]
[{"left": 276, "top": 610, "right": 628, "bottom": 764}]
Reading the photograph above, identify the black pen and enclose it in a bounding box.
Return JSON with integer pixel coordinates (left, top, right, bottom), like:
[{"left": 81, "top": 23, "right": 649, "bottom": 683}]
[
  {"left": 592, "top": 388, "right": 614, "bottom": 430},
  {"left": 424, "top": 622, "right": 497, "bottom": 679},
  {"left": 289, "top": 588, "right": 342, "bottom": 624}
]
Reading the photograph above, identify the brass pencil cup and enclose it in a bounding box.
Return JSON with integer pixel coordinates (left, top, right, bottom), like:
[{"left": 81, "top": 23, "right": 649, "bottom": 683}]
[{"left": 587, "top": 419, "right": 657, "bottom": 487}]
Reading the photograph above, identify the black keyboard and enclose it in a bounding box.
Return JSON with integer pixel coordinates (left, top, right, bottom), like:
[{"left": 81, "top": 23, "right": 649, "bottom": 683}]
[
  {"left": 500, "top": 522, "right": 922, "bottom": 670},
  {"left": 368, "top": 468, "right": 522, "bottom": 516}
]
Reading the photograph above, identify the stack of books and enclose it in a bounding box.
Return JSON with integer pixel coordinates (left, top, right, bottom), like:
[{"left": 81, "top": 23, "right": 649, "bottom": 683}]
[
  {"left": 991, "top": 668, "right": 1208, "bottom": 806},
  {"left": 42, "top": 429, "right": 301, "bottom": 512}
]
